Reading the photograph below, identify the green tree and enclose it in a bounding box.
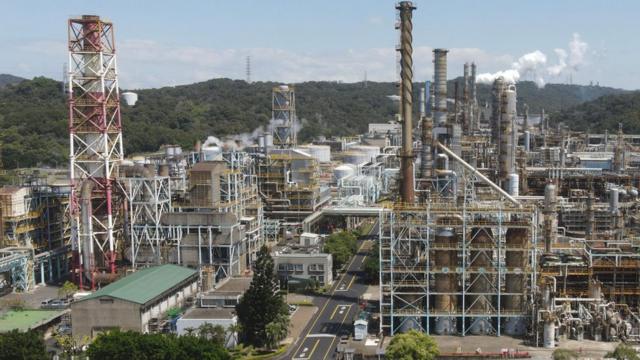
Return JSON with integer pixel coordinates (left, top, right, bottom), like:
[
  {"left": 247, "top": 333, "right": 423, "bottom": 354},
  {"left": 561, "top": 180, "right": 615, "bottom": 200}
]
[
  {"left": 264, "top": 313, "right": 290, "bottom": 350},
  {"left": 363, "top": 242, "right": 380, "bottom": 284},
  {"left": 385, "top": 330, "right": 439, "bottom": 360},
  {"left": 606, "top": 343, "right": 640, "bottom": 360},
  {"left": 86, "top": 330, "right": 230, "bottom": 360},
  {"left": 58, "top": 281, "right": 78, "bottom": 299},
  {"left": 323, "top": 230, "right": 358, "bottom": 271},
  {"left": 0, "top": 329, "right": 48, "bottom": 360},
  {"left": 236, "top": 245, "right": 289, "bottom": 348}
]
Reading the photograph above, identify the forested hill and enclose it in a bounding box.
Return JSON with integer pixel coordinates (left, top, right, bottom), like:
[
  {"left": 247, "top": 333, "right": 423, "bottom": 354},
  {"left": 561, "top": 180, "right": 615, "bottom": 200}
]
[
  {"left": 0, "top": 74, "right": 25, "bottom": 88},
  {"left": 551, "top": 91, "right": 640, "bottom": 133},
  {"left": 0, "top": 75, "right": 625, "bottom": 169}
]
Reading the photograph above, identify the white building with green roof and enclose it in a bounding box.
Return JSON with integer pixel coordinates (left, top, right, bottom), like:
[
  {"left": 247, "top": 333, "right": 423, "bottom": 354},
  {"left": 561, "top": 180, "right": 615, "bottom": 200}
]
[{"left": 71, "top": 264, "right": 198, "bottom": 339}]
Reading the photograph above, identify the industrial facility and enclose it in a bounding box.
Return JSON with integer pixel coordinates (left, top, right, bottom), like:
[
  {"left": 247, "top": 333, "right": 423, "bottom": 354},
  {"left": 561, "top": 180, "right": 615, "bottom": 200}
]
[{"left": 0, "top": 3, "right": 639, "bottom": 357}]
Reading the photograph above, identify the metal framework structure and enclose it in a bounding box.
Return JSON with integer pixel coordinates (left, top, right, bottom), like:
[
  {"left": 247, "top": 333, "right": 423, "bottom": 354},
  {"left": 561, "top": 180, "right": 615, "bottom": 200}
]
[
  {"left": 126, "top": 176, "right": 171, "bottom": 268},
  {"left": 379, "top": 200, "right": 537, "bottom": 336},
  {"left": 67, "top": 15, "right": 124, "bottom": 288},
  {"left": 271, "top": 85, "right": 296, "bottom": 149},
  {"left": 0, "top": 248, "right": 34, "bottom": 291}
]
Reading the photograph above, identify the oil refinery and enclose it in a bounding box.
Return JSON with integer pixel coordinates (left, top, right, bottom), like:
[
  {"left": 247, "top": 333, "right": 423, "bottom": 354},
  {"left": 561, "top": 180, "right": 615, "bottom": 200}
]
[{"left": 0, "top": 2, "right": 639, "bottom": 359}]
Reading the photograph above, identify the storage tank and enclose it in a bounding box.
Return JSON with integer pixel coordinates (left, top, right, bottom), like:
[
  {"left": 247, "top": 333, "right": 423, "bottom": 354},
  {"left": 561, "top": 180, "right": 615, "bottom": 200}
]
[
  {"left": 121, "top": 91, "right": 138, "bottom": 106},
  {"left": 609, "top": 188, "right": 619, "bottom": 213},
  {"left": 334, "top": 164, "right": 356, "bottom": 181},
  {"left": 543, "top": 322, "right": 556, "bottom": 348},
  {"left": 350, "top": 145, "right": 380, "bottom": 163},
  {"left": 298, "top": 145, "right": 331, "bottom": 163},
  {"left": 508, "top": 173, "right": 519, "bottom": 196},
  {"left": 202, "top": 146, "right": 222, "bottom": 161},
  {"left": 343, "top": 151, "right": 368, "bottom": 165}
]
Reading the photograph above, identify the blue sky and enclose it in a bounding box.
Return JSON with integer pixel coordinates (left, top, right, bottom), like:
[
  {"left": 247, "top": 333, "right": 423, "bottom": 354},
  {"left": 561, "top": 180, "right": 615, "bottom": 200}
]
[{"left": 0, "top": 0, "right": 638, "bottom": 89}]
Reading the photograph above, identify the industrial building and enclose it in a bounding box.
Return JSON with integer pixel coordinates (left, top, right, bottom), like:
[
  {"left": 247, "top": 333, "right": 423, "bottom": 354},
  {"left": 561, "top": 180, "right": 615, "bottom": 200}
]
[{"left": 71, "top": 264, "right": 198, "bottom": 338}]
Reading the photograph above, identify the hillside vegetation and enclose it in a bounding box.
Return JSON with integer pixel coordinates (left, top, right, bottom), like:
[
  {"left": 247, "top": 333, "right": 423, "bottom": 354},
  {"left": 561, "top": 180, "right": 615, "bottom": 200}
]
[
  {"left": 0, "top": 75, "right": 624, "bottom": 169},
  {"left": 551, "top": 91, "right": 640, "bottom": 133}
]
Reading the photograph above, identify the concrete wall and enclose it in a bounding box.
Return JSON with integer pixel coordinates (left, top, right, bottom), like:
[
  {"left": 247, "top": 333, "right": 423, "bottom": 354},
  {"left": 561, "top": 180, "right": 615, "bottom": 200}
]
[{"left": 71, "top": 297, "right": 141, "bottom": 339}]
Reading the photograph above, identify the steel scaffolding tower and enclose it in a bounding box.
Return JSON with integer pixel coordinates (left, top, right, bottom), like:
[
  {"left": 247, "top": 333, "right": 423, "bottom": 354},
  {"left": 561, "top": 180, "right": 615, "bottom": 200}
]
[
  {"left": 271, "top": 85, "right": 296, "bottom": 149},
  {"left": 126, "top": 176, "right": 171, "bottom": 268},
  {"left": 379, "top": 201, "right": 537, "bottom": 336},
  {"left": 67, "top": 15, "right": 124, "bottom": 288}
]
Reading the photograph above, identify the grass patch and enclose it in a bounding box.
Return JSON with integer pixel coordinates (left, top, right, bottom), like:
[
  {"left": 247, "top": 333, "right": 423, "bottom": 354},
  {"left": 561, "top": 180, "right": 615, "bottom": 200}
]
[
  {"left": 232, "top": 344, "right": 288, "bottom": 360},
  {"left": 289, "top": 300, "right": 313, "bottom": 306}
]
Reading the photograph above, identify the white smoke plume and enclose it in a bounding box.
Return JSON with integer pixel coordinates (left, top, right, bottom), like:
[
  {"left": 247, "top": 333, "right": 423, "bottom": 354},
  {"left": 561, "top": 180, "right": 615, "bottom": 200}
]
[{"left": 477, "top": 33, "right": 589, "bottom": 87}]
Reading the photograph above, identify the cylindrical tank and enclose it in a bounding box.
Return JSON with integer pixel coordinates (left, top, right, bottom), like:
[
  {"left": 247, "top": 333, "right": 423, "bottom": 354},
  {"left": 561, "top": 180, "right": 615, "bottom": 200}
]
[
  {"left": 609, "top": 188, "right": 619, "bottom": 213},
  {"left": 543, "top": 322, "right": 556, "bottom": 348},
  {"left": 298, "top": 145, "right": 331, "bottom": 163},
  {"left": 166, "top": 146, "right": 176, "bottom": 157},
  {"left": 265, "top": 133, "right": 274, "bottom": 147},
  {"left": 436, "top": 153, "right": 449, "bottom": 171},
  {"left": 434, "top": 228, "right": 457, "bottom": 335},
  {"left": 350, "top": 145, "right": 380, "bottom": 163},
  {"left": 524, "top": 131, "right": 530, "bottom": 152},
  {"left": 334, "top": 164, "right": 356, "bottom": 181},
  {"left": 544, "top": 183, "right": 557, "bottom": 212},
  {"left": 258, "top": 135, "right": 266, "bottom": 149},
  {"left": 343, "top": 151, "right": 368, "bottom": 165},
  {"left": 508, "top": 173, "right": 519, "bottom": 196}
]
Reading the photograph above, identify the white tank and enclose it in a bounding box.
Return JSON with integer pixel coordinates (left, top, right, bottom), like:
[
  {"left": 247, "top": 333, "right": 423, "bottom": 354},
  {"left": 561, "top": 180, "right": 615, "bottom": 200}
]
[
  {"left": 544, "top": 183, "right": 557, "bottom": 211},
  {"left": 298, "top": 145, "right": 331, "bottom": 163},
  {"left": 343, "top": 151, "right": 368, "bottom": 165},
  {"left": 610, "top": 188, "right": 619, "bottom": 213},
  {"left": 543, "top": 322, "right": 555, "bottom": 348},
  {"left": 174, "top": 146, "right": 182, "bottom": 155},
  {"left": 508, "top": 173, "right": 519, "bottom": 196},
  {"left": 334, "top": 164, "right": 356, "bottom": 181},
  {"left": 166, "top": 146, "right": 176, "bottom": 157},
  {"left": 265, "top": 133, "right": 274, "bottom": 147},
  {"left": 350, "top": 145, "right": 380, "bottom": 163},
  {"left": 202, "top": 146, "right": 222, "bottom": 161},
  {"left": 279, "top": 84, "right": 289, "bottom": 92},
  {"left": 524, "top": 131, "right": 531, "bottom": 152},
  {"left": 121, "top": 92, "right": 138, "bottom": 106}
]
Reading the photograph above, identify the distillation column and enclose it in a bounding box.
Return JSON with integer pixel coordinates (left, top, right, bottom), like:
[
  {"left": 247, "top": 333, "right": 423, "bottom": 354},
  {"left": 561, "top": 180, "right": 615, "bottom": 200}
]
[{"left": 434, "top": 228, "right": 457, "bottom": 334}]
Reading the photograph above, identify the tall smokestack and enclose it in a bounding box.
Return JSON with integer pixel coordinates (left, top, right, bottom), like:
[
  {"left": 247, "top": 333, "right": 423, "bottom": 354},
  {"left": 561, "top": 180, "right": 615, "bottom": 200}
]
[
  {"left": 499, "top": 84, "right": 516, "bottom": 187},
  {"left": 470, "top": 63, "right": 478, "bottom": 131},
  {"left": 397, "top": 1, "right": 416, "bottom": 204},
  {"left": 433, "top": 49, "right": 448, "bottom": 126},
  {"left": 463, "top": 63, "right": 470, "bottom": 133},
  {"left": 419, "top": 86, "right": 426, "bottom": 118}
]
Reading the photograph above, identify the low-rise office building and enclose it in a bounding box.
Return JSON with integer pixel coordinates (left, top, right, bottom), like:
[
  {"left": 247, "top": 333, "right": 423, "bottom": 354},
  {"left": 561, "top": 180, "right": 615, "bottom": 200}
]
[
  {"left": 71, "top": 264, "right": 198, "bottom": 339},
  {"left": 273, "top": 248, "right": 333, "bottom": 288}
]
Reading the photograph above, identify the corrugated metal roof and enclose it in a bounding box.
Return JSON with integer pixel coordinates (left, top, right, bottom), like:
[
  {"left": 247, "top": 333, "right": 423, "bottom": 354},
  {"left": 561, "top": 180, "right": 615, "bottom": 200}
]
[{"left": 79, "top": 264, "right": 197, "bottom": 305}]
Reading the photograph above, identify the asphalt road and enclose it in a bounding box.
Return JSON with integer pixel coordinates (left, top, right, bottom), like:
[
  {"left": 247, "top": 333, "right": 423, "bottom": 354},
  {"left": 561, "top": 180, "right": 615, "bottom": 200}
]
[{"left": 288, "top": 225, "right": 376, "bottom": 360}]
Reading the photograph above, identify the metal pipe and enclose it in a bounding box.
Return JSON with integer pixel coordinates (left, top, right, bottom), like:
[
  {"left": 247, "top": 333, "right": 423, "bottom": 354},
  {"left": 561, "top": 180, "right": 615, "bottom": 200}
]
[
  {"left": 396, "top": 1, "right": 416, "bottom": 204},
  {"left": 436, "top": 142, "right": 521, "bottom": 206}
]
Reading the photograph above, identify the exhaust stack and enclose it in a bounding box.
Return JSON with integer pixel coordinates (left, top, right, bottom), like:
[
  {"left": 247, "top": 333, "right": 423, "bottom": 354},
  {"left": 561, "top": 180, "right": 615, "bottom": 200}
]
[{"left": 396, "top": 1, "right": 416, "bottom": 204}]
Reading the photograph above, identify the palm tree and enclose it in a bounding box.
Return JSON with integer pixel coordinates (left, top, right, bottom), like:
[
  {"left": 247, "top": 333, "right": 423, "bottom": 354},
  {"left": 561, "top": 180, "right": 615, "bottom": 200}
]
[
  {"left": 227, "top": 323, "right": 242, "bottom": 346},
  {"left": 197, "top": 323, "right": 215, "bottom": 340},
  {"left": 184, "top": 327, "right": 196, "bottom": 336}
]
